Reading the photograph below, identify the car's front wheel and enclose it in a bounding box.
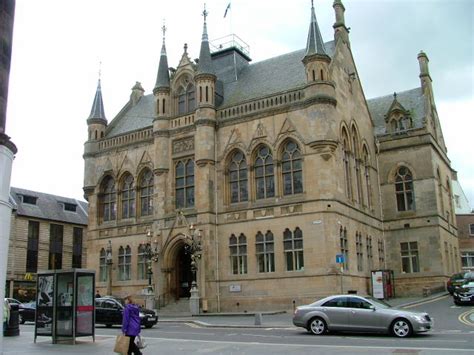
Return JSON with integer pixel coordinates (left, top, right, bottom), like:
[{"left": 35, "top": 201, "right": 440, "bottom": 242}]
[
  {"left": 391, "top": 318, "right": 412, "bottom": 338},
  {"left": 308, "top": 317, "right": 327, "bottom": 335}
]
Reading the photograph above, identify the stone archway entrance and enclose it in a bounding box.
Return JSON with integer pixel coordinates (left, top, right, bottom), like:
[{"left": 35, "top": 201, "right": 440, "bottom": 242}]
[{"left": 175, "top": 245, "right": 192, "bottom": 299}]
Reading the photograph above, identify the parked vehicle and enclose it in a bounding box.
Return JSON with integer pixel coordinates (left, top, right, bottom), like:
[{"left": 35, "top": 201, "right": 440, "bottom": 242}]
[
  {"left": 5, "top": 298, "right": 21, "bottom": 306},
  {"left": 95, "top": 297, "right": 158, "bottom": 328},
  {"left": 293, "top": 295, "right": 432, "bottom": 338},
  {"left": 453, "top": 281, "right": 474, "bottom": 305},
  {"left": 446, "top": 271, "right": 474, "bottom": 294},
  {"left": 18, "top": 302, "right": 36, "bottom": 324}
]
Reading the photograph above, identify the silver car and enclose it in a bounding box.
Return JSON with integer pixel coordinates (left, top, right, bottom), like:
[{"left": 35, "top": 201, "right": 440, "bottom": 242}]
[{"left": 293, "top": 295, "right": 432, "bottom": 337}]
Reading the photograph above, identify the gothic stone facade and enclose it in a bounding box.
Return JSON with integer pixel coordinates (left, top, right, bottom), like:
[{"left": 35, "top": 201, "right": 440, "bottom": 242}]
[{"left": 83, "top": 3, "right": 459, "bottom": 312}]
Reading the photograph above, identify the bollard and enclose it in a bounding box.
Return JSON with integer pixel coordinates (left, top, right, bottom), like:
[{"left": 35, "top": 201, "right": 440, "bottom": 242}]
[{"left": 254, "top": 312, "right": 262, "bottom": 326}]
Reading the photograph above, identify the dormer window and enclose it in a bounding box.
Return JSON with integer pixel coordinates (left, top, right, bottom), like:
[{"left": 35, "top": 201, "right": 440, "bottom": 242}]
[
  {"left": 63, "top": 202, "right": 77, "bottom": 212},
  {"left": 20, "top": 194, "right": 38, "bottom": 205},
  {"left": 390, "top": 116, "right": 412, "bottom": 133}
]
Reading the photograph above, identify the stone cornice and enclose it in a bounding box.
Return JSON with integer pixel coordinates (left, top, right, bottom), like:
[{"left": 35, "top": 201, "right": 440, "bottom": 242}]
[{"left": 195, "top": 118, "right": 216, "bottom": 128}]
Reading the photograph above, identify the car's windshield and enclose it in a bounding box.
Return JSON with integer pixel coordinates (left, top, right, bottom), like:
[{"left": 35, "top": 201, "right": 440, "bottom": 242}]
[{"left": 366, "top": 297, "right": 392, "bottom": 309}]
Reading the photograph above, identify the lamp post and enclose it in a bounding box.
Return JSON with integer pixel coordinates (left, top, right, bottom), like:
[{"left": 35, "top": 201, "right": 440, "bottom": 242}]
[
  {"left": 184, "top": 224, "right": 202, "bottom": 315},
  {"left": 141, "top": 231, "right": 160, "bottom": 309},
  {"left": 106, "top": 240, "right": 113, "bottom": 296}
]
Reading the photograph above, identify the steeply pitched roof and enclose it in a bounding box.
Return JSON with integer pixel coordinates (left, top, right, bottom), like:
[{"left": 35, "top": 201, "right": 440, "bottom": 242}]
[
  {"left": 304, "top": 3, "right": 327, "bottom": 57},
  {"left": 367, "top": 87, "right": 426, "bottom": 135},
  {"left": 154, "top": 40, "right": 170, "bottom": 90},
  {"left": 88, "top": 80, "right": 107, "bottom": 122},
  {"left": 10, "top": 187, "right": 88, "bottom": 226}
]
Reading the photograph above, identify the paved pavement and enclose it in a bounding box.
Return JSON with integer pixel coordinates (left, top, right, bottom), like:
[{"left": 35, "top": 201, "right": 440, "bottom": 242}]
[{"left": 0, "top": 292, "right": 451, "bottom": 354}]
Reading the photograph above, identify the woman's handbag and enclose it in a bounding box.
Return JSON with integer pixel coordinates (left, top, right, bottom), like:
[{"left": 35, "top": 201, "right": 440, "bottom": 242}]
[
  {"left": 135, "top": 335, "right": 147, "bottom": 349},
  {"left": 114, "top": 334, "right": 130, "bottom": 354}
]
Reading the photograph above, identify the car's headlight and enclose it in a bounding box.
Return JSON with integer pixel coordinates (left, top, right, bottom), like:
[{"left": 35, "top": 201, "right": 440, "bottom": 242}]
[
  {"left": 410, "top": 315, "right": 425, "bottom": 322},
  {"left": 139, "top": 312, "right": 145, "bottom": 318}
]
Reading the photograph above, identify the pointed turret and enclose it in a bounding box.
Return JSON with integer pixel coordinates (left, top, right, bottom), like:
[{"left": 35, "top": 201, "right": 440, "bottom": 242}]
[
  {"left": 302, "top": 0, "right": 331, "bottom": 83},
  {"left": 195, "top": 5, "right": 216, "bottom": 108},
  {"left": 417, "top": 50, "right": 433, "bottom": 95},
  {"left": 87, "top": 79, "right": 107, "bottom": 141},
  {"left": 154, "top": 22, "right": 171, "bottom": 118}
]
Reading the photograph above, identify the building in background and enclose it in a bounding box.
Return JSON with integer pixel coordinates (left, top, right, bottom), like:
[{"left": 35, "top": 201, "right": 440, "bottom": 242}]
[
  {"left": 83, "top": 1, "right": 459, "bottom": 311},
  {"left": 6, "top": 187, "right": 88, "bottom": 301},
  {"left": 452, "top": 173, "right": 474, "bottom": 270}
]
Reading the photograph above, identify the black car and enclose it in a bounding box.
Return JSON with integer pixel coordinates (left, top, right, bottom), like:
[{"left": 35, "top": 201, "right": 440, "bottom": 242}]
[
  {"left": 95, "top": 297, "right": 158, "bottom": 328},
  {"left": 446, "top": 271, "right": 474, "bottom": 294},
  {"left": 18, "top": 302, "right": 36, "bottom": 324},
  {"left": 453, "top": 282, "right": 474, "bottom": 305}
]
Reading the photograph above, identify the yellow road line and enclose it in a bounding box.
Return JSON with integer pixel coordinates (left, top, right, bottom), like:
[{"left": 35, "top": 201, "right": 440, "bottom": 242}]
[
  {"left": 458, "top": 308, "right": 474, "bottom": 327},
  {"left": 403, "top": 295, "right": 449, "bottom": 309}
]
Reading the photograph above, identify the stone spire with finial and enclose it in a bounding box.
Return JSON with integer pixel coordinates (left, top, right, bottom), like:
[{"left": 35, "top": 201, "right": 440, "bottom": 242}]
[
  {"left": 154, "top": 20, "right": 170, "bottom": 93},
  {"left": 196, "top": 4, "right": 214, "bottom": 75},
  {"left": 304, "top": 0, "right": 327, "bottom": 58}
]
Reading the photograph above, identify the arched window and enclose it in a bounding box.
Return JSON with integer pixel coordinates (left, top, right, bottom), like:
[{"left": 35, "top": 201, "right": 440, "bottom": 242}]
[
  {"left": 340, "top": 227, "right": 349, "bottom": 271},
  {"left": 283, "top": 227, "right": 304, "bottom": 271},
  {"left": 137, "top": 244, "right": 148, "bottom": 280},
  {"left": 256, "top": 231, "right": 275, "bottom": 273},
  {"left": 446, "top": 178, "right": 453, "bottom": 223},
  {"left": 118, "top": 246, "right": 131, "bottom": 281},
  {"left": 255, "top": 145, "right": 275, "bottom": 200},
  {"left": 121, "top": 174, "right": 135, "bottom": 219},
  {"left": 175, "top": 159, "right": 195, "bottom": 209},
  {"left": 363, "top": 147, "right": 372, "bottom": 209},
  {"left": 395, "top": 166, "right": 414, "bottom": 211},
  {"left": 437, "top": 169, "right": 444, "bottom": 216},
  {"left": 229, "top": 233, "right": 247, "bottom": 275},
  {"left": 282, "top": 140, "right": 303, "bottom": 195},
  {"left": 352, "top": 128, "right": 362, "bottom": 204},
  {"left": 342, "top": 130, "right": 352, "bottom": 200},
  {"left": 228, "top": 150, "right": 248, "bottom": 203},
  {"left": 178, "top": 83, "right": 195, "bottom": 115},
  {"left": 99, "top": 248, "right": 107, "bottom": 282},
  {"left": 139, "top": 169, "right": 154, "bottom": 217},
  {"left": 101, "top": 176, "right": 116, "bottom": 222}
]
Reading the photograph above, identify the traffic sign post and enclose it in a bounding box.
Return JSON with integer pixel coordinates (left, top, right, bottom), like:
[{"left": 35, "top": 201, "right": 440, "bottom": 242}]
[{"left": 336, "top": 254, "right": 345, "bottom": 294}]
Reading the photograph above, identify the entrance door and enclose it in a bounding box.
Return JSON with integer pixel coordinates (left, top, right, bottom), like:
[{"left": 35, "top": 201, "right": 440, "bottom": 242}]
[{"left": 176, "top": 246, "right": 192, "bottom": 298}]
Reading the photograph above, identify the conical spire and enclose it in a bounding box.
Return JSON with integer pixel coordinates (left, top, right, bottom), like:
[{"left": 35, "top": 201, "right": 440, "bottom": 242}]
[
  {"left": 196, "top": 5, "right": 214, "bottom": 75},
  {"left": 154, "top": 22, "right": 170, "bottom": 90},
  {"left": 88, "top": 79, "right": 106, "bottom": 122},
  {"left": 305, "top": 0, "right": 327, "bottom": 57}
]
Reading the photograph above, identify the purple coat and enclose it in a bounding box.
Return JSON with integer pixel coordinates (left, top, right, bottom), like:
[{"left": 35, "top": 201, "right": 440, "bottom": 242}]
[{"left": 121, "top": 304, "right": 141, "bottom": 336}]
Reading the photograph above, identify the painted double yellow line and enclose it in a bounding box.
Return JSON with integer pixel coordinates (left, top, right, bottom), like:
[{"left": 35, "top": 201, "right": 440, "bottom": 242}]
[{"left": 458, "top": 308, "right": 474, "bottom": 327}]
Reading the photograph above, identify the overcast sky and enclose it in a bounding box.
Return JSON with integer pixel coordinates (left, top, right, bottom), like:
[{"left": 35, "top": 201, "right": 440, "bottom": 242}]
[{"left": 5, "top": 0, "right": 474, "bottom": 209}]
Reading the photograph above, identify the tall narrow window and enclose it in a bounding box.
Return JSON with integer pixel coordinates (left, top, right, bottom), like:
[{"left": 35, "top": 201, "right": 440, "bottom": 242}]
[
  {"left": 99, "top": 249, "right": 107, "bottom": 282},
  {"left": 139, "top": 169, "right": 154, "bottom": 216},
  {"left": 444, "top": 242, "right": 450, "bottom": 273},
  {"left": 378, "top": 238, "right": 385, "bottom": 268},
  {"left": 446, "top": 178, "right": 454, "bottom": 224},
  {"left": 356, "top": 232, "right": 363, "bottom": 272},
  {"left": 101, "top": 176, "right": 116, "bottom": 222},
  {"left": 395, "top": 166, "right": 414, "bottom": 211},
  {"left": 283, "top": 227, "right": 304, "bottom": 271},
  {"left": 137, "top": 244, "right": 148, "bottom": 280},
  {"left": 352, "top": 130, "right": 362, "bottom": 204},
  {"left": 175, "top": 159, "right": 195, "bottom": 209},
  {"left": 256, "top": 231, "right": 275, "bottom": 273},
  {"left": 229, "top": 234, "right": 248, "bottom": 275},
  {"left": 366, "top": 235, "right": 373, "bottom": 271},
  {"left": 26, "top": 221, "right": 39, "bottom": 273},
  {"left": 437, "top": 170, "right": 444, "bottom": 217},
  {"left": 72, "top": 227, "right": 83, "bottom": 268},
  {"left": 178, "top": 87, "right": 186, "bottom": 114},
  {"left": 400, "top": 242, "right": 419, "bottom": 273},
  {"left": 255, "top": 145, "right": 275, "bottom": 200},
  {"left": 340, "top": 227, "right": 349, "bottom": 271},
  {"left": 342, "top": 130, "right": 352, "bottom": 200},
  {"left": 282, "top": 141, "right": 303, "bottom": 195},
  {"left": 229, "top": 151, "right": 248, "bottom": 203},
  {"left": 363, "top": 147, "right": 372, "bottom": 209},
  {"left": 118, "top": 246, "right": 132, "bottom": 281},
  {"left": 178, "top": 84, "right": 196, "bottom": 114},
  {"left": 48, "top": 224, "right": 63, "bottom": 270},
  {"left": 121, "top": 174, "right": 135, "bottom": 219}
]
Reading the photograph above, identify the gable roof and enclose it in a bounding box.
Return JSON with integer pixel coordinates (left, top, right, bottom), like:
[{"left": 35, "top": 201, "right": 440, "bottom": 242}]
[
  {"left": 367, "top": 87, "right": 426, "bottom": 136},
  {"left": 10, "top": 187, "right": 88, "bottom": 226}
]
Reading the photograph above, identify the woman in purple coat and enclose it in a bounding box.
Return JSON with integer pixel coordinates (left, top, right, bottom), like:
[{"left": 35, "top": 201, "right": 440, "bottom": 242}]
[{"left": 121, "top": 295, "right": 142, "bottom": 355}]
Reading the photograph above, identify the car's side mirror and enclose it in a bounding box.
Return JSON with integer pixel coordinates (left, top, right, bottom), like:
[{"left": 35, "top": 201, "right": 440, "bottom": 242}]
[{"left": 369, "top": 305, "right": 376, "bottom": 311}]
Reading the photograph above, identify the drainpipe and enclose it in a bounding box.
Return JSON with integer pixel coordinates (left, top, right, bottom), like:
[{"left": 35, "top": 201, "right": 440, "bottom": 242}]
[{"left": 214, "top": 128, "right": 221, "bottom": 312}]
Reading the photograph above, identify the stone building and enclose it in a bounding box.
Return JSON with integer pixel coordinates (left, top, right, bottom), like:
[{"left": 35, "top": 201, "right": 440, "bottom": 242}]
[
  {"left": 6, "top": 187, "right": 88, "bottom": 301},
  {"left": 83, "top": 2, "right": 459, "bottom": 312}
]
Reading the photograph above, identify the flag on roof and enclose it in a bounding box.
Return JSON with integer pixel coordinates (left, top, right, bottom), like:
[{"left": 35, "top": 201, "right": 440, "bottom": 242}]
[{"left": 224, "top": 2, "right": 231, "bottom": 18}]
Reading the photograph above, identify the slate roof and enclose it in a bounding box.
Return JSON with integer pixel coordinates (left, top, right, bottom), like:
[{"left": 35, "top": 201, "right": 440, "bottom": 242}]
[
  {"left": 88, "top": 80, "right": 106, "bottom": 121},
  {"left": 10, "top": 187, "right": 88, "bottom": 226},
  {"left": 367, "top": 87, "right": 426, "bottom": 135}
]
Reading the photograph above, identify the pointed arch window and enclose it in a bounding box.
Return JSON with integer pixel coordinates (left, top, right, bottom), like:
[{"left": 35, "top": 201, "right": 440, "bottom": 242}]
[
  {"left": 256, "top": 231, "right": 275, "bottom": 273},
  {"left": 363, "top": 147, "right": 372, "bottom": 209},
  {"left": 342, "top": 132, "right": 352, "bottom": 200},
  {"left": 255, "top": 145, "right": 275, "bottom": 200},
  {"left": 137, "top": 244, "right": 148, "bottom": 280},
  {"left": 352, "top": 129, "right": 362, "bottom": 204},
  {"left": 118, "top": 246, "right": 131, "bottom": 281},
  {"left": 283, "top": 227, "right": 304, "bottom": 271},
  {"left": 437, "top": 170, "right": 444, "bottom": 217},
  {"left": 101, "top": 176, "right": 116, "bottom": 222},
  {"left": 395, "top": 166, "right": 414, "bottom": 211},
  {"left": 229, "top": 234, "right": 247, "bottom": 275},
  {"left": 228, "top": 151, "right": 248, "bottom": 203},
  {"left": 139, "top": 169, "right": 154, "bottom": 217},
  {"left": 340, "top": 227, "right": 349, "bottom": 271},
  {"left": 282, "top": 141, "right": 303, "bottom": 195},
  {"left": 121, "top": 174, "right": 135, "bottom": 219},
  {"left": 176, "top": 159, "right": 195, "bottom": 209},
  {"left": 99, "top": 248, "right": 107, "bottom": 282},
  {"left": 178, "top": 83, "right": 196, "bottom": 115}
]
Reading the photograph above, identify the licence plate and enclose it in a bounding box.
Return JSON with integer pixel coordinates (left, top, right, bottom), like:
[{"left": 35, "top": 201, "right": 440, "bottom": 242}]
[
  {"left": 461, "top": 297, "right": 470, "bottom": 301},
  {"left": 148, "top": 317, "right": 156, "bottom": 321}
]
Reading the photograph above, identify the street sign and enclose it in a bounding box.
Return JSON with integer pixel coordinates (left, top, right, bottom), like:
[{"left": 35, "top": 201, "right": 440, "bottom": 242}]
[{"left": 336, "top": 254, "right": 345, "bottom": 264}]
